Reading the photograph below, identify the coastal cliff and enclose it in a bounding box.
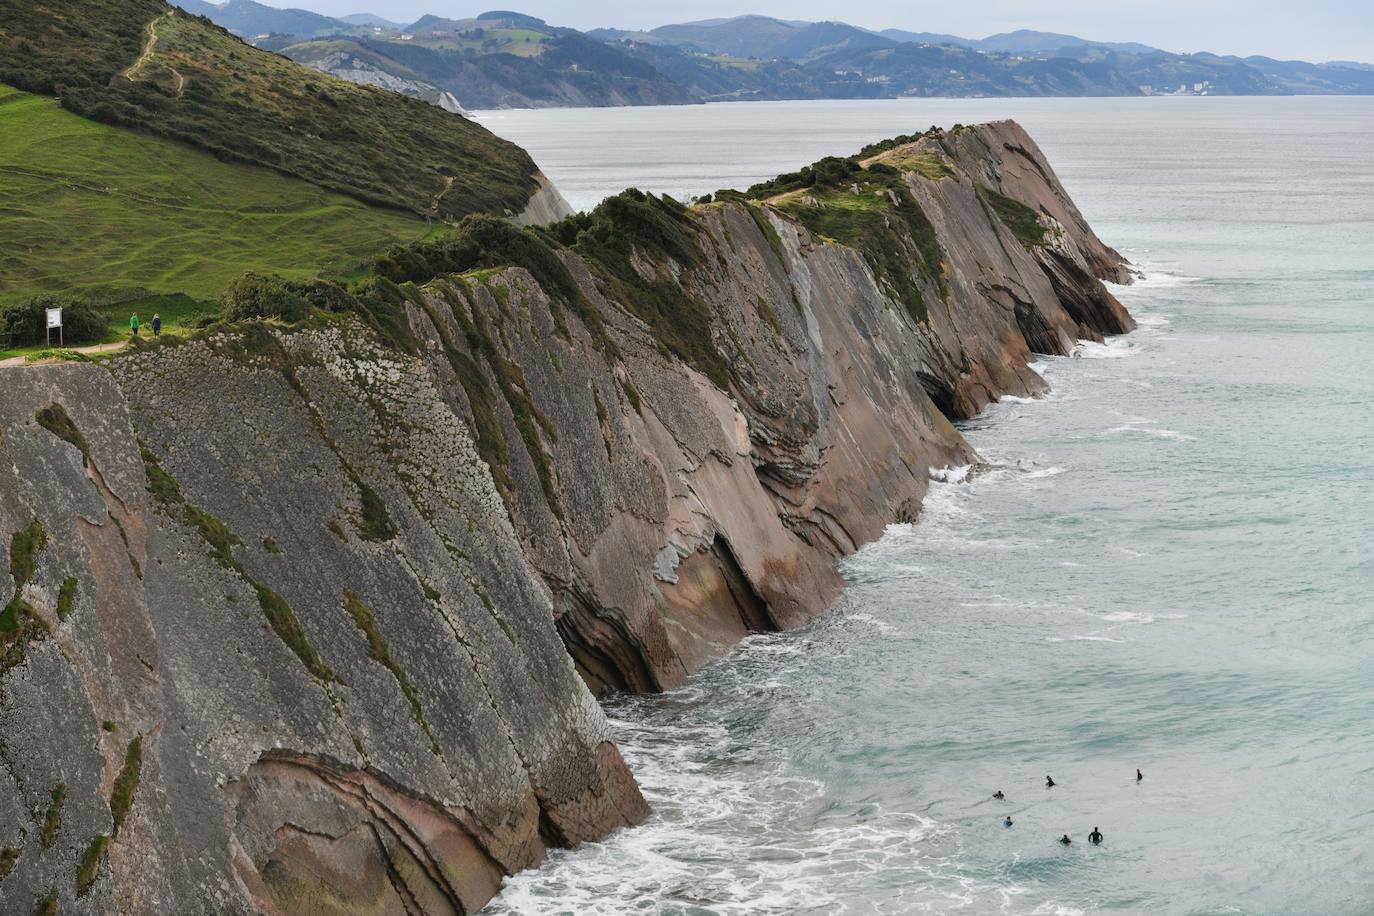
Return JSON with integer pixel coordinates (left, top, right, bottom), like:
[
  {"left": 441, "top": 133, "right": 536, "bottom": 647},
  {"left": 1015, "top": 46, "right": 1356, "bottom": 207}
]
[{"left": 0, "top": 120, "right": 1130, "bottom": 914}]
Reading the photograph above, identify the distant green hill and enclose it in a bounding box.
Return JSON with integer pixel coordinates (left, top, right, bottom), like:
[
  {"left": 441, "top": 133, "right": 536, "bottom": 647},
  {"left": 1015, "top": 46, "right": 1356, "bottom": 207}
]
[
  {"left": 0, "top": 82, "right": 436, "bottom": 307},
  {"left": 0, "top": 0, "right": 542, "bottom": 219},
  {"left": 279, "top": 12, "right": 696, "bottom": 109}
]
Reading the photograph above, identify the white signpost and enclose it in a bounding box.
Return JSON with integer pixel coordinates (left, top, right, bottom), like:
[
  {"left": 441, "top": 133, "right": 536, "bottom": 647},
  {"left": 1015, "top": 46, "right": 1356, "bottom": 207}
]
[{"left": 45, "top": 307, "right": 62, "bottom": 347}]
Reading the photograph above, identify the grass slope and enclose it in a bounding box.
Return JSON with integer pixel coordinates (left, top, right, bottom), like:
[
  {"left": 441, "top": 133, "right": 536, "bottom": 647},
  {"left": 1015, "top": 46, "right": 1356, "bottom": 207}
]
[
  {"left": 0, "top": 0, "right": 539, "bottom": 219},
  {"left": 0, "top": 83, "right": 435, "bottom": 308}
]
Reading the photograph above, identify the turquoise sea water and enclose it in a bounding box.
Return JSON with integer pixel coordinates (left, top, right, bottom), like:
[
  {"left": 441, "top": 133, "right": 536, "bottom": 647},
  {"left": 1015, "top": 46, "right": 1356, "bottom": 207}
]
[{"left": 478, "top": 97, "right": 1374, "bottom": 915}]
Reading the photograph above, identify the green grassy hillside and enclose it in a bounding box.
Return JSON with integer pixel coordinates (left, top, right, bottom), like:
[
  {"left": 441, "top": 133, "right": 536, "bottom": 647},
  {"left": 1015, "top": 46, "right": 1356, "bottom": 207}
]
[
  {"left": 0, "top": 0, "right": 540, "bottom": 219},
  {"left": 0, "top": 83, "right": 437, "bottom": 308}
]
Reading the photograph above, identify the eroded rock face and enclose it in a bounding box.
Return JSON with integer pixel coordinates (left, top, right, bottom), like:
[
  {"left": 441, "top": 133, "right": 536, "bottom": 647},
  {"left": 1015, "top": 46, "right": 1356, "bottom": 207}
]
[
  {"left": 405, "top": 120, "right": 1133, "bottom": 696},
  {"left": 512, "top": 171, "right": 575, "bottom": 227},
  {"left": 0, "top": 120, "right": 1128, "bottom": 914},
  {"left": 0, "top": 336, "right": 645, "bottom": 915}
]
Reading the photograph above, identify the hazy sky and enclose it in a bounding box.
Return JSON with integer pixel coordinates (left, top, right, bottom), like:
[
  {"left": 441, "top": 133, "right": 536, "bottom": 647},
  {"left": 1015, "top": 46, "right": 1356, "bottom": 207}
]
[{"left": 263, "top": 0, "right": 1374, "bottom": 62}]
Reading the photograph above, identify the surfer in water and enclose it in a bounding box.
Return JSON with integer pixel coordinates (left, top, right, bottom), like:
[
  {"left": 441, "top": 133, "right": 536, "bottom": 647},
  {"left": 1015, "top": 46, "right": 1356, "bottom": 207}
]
[
  {"left": 1059, "top": 834, "right": 1072, "bottom": 845},
  {"left": 993, "top": 790, "right": 1005, "bottom": 800},
  {"left": 1089, "top": 827, "right": 1104, "bottom": 845},
  {"left": 1045, "top": 775, "right": 1056, "bottom": 788},
  {"left": 1137, "top": 768, "right": 1143, "bottom": 782},
  {"left": 1004, "top": 816, "right": 1014, "bottom": 828}
]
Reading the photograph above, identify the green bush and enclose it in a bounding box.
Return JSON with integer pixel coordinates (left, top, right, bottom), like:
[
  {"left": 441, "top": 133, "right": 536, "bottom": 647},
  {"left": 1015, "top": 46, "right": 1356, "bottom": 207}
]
[
  {"left": 219, "top": 273, "right": 309, "bottom": 323},
  {"left": 0, "top": 297, "right": 107, "bottom": 347}
]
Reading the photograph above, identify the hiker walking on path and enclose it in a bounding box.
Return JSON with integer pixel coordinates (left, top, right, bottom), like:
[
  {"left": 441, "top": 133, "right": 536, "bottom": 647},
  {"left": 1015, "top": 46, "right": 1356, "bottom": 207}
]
[
  {"left": 152, "top": 313, "right": 162, "bottom": 336},
  {"left": 130, "top": 313, "right": 140, "bottom": 337}
]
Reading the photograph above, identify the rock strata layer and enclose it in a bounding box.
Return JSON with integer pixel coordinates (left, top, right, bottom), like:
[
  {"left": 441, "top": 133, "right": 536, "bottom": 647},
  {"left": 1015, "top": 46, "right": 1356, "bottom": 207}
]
[{"left": 0, "top": 120, "right": 1129, "bottom": 914}]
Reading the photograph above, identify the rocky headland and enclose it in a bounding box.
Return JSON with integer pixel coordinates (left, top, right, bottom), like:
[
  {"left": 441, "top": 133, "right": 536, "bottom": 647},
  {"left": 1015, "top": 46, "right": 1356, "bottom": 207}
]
[{"left": 0, "top": 120, "right": 1131, "bottom": 915}]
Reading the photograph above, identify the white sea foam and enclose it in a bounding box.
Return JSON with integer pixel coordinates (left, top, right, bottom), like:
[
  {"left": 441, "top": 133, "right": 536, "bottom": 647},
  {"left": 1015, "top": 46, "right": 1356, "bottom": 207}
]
[
  {"left": 1105, "top": 424, "right": 1195, "bottom": 442},
  {"left": 842, "top": 612, "right": 901, "bottom": 637},
  {"left": 1071, "top": 338, "right": 1137, "bottom": 359},
  {"left": 1099, "top": 611, "right": 1156, "bottom": 623},
  {"left": 486, "top": 690, "right": 980, "bottom": 916},
  {"left": 929, "top": 464, "right": 973, "bottom": 484},
  {"left": 1106, "top": 264, "right": 1202, "bottom": 293}
]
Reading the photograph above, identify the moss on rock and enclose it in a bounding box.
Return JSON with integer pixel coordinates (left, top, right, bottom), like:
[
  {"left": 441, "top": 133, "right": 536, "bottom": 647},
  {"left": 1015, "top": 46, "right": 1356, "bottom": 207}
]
[
  {"left": 56, "top": 577, "right": 77, "bottom": 621},
  {"left": 0, "top": 846, "right": 19, "bottom": 879},
  {"left": 9, "top": 519, "right": 47, "bottom": 590},
  {"left": 110, "top": 735, "right": 143, "bottom": 836},
  {"left": 39, "top": 783, "right": 65, "bottom": 849},
  {"left": 343, "top": 590, "right": 438, "bottom": 755},
  {"left": 75, "top": 834, "right": 110, "bottom": 896},
  {"left": 35, "top": 403, "right": 92, "bottom": 466},
  {"left": 979, "top": 185, "right": 1048, "bottom": 248}
]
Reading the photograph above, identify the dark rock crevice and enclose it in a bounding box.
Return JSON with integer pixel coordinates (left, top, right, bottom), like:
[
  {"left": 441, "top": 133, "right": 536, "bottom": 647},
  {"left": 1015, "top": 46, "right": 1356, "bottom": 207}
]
[{"left": 554, "top": 588, "right": 664, "bottom": 695}]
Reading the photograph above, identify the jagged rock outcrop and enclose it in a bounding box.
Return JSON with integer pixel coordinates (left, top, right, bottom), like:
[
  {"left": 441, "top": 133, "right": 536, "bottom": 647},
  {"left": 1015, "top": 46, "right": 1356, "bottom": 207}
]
[{"left": 0, "top": 120, "right": 1129, "bottom": 914}]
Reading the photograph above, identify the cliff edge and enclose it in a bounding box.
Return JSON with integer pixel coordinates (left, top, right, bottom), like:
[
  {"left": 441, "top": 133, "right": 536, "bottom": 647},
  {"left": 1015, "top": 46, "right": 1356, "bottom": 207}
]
[{"left": 0, "top": 120, "right": 1130, "bottom": 914}]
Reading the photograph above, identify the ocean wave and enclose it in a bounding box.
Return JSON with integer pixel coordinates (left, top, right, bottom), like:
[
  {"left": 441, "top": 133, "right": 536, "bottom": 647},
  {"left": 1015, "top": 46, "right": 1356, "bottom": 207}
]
[
  {"left": 1106, "top": 264, "right": 1203, "bottom": 292},
  {"left": 929, "top": 464, "right": 973, "bottom": 484},
  {"left": 843, "top": 612, "right": 902, "bottom": 637},
  {"left": 1099, "top": 611, "right": 1155, "bottom": 623},
  {"left": 486, "top": 713, "right": 969, "bottom": 915},
  {"left": 1104, "top": 424, "right": 1195, "bottom": 441},
  {"left": 1070, "top": 339, "right": 1137, "bottom": 359}
]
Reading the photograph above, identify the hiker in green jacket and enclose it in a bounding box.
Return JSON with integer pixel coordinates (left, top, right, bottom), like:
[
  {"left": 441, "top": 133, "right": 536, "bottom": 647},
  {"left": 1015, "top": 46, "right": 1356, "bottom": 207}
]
[{"left": 130, "top": 313, "right": 140, "bottom": 337}]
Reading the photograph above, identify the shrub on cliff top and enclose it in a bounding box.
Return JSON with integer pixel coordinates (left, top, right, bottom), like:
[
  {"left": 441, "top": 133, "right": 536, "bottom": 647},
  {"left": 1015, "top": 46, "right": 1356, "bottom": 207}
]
[
  {"left": 856, "top": 126, "right": 945, "bottom": 159},
  {"left": 363, "top": 191, "right": 728, "bottom": 388},
  {"left": 775, "top": 165, "right": 947, "bottom": 326},
  {"left": 0, "top": 297, "right": 107, "bottom": 347},
  {"left": 371, "top": 215, "right": 581, "bottom": 305},
  {"left": 555, "top": 189, "right": 728, "bottom": 389},
  {"left": 219, "top": 273, "right": 309, "bottom": 323},
  {"left": 745, "top": 156, "right": 862, "bottom": 200}
]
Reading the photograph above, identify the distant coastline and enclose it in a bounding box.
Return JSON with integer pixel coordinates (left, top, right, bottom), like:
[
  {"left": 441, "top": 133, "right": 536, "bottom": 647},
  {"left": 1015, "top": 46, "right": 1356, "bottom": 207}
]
[{"left": 171, "top": 4, "right": 1374, "bottom": 112}]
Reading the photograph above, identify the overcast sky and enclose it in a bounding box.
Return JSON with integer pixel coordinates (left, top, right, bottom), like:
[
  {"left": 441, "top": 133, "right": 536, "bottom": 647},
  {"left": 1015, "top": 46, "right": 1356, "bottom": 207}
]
[{"left": 262, "top": 0, "right": 1374, "bottom": 61}]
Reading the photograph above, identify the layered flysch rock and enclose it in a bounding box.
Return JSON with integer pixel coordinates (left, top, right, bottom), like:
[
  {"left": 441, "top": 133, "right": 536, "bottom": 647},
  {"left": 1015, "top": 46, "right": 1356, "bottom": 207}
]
[{"left": 0, "top": 120, "right": 1130, "bottom": 914}]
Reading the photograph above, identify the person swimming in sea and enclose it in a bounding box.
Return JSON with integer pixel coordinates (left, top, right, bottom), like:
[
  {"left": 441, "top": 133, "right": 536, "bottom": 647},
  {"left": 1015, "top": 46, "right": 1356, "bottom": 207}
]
[
  {"left": 993, "top": 790, "right": 1005, "bottom": 800},
  {"left": 1059, "top": 834, "right": 1072, "bottom": 845},
  {"left": 1004, "top": 816, "right": 1014, "bottom": 828},
  {"left": 1045, "top": 775, "right": 1056, "bottom": 788},
  {"left": 1089, "top": 827, "right": 1103, "bottom": 845}
]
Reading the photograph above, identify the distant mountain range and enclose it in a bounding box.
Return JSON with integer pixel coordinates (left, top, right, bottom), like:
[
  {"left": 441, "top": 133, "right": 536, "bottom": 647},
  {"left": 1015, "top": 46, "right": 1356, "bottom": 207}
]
[{"left": 171, "top": 3, "right": 1374, "bottom": 109}]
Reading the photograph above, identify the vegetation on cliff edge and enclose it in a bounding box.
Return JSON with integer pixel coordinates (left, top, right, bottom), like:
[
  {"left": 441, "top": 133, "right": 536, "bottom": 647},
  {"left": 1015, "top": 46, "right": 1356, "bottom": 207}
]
[{"left": 747, "top": 154, "right": 948, "bottom": 325}]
